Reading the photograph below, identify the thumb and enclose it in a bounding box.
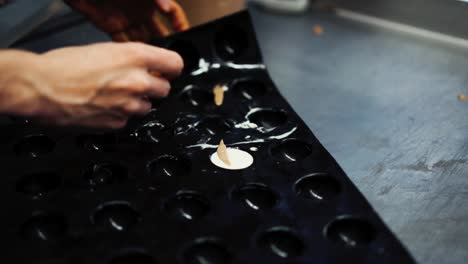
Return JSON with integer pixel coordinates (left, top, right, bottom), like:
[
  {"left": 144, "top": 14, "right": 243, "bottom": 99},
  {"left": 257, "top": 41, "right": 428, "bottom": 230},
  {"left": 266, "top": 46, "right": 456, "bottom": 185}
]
[{"left": 156, "top": 0, "right": 171, "bottom": 12}]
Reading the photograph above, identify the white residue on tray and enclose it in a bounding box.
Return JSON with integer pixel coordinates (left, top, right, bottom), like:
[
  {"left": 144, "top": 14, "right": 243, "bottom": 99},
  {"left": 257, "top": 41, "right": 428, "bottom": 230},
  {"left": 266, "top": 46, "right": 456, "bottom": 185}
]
[
  {"left": 234, "top": 121, "right": 258, "bottom": 129},
  {"left": 191, "top": 58, "right": 217, "bottom": 76},
  {"left": 186, "top": 126, "right": 298, "bottom": 150},
  {"left": 191, "top": 58, "right": 266, "bottom": 76},
  {"left": 181, "top": 84, "right": 195, "bottom": 93},
  {"left": 173, "top": 115, "right": 201, "bottom": 136},
  {"left": 234, "top": 107, "right": 262, "bottom": 129},
  {"left": 225, "top": 62, "right": 266, "bottom": 70},
  {"left": 132, "top": 120, "right": 164, "bottom": 142},
  {"left": 234, "top": 107, "right": 277, "bottom": 133}
]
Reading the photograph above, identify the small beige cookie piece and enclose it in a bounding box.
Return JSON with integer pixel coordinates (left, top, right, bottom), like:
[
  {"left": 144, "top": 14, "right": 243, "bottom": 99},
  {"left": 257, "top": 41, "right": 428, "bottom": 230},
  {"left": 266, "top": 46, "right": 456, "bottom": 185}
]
[
  {"left": 213, "top": 84, "right": 225, "bottom": 106},
  {"left": 217, "top": 139, "right": 231, "bottom": 166}
]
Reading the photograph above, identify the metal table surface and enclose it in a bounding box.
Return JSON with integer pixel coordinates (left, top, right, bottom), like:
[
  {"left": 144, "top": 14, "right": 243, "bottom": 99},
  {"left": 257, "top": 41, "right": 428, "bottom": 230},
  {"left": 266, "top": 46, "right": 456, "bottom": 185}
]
[{"left": 14, "top": 6, "right": 468, "bottom": 264}]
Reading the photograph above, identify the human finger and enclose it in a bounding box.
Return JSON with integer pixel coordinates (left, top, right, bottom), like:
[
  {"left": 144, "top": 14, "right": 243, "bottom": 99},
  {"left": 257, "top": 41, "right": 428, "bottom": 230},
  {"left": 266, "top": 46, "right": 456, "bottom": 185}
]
[
  {"left": 109, "top": 69, "right": 171, "bottom": 98},
  {"left": 123, "top": 43, "right": 184, "bottom": 78},
  {"left": 164, "top": 1, "right": 190, "bottom": 32}
]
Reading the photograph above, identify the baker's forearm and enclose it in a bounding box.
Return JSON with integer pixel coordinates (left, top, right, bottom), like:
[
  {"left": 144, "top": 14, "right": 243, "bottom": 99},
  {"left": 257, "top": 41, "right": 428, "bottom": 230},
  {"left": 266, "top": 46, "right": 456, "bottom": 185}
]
[{"left": 0, "top": 49, "right": 43, "bottom": 116}]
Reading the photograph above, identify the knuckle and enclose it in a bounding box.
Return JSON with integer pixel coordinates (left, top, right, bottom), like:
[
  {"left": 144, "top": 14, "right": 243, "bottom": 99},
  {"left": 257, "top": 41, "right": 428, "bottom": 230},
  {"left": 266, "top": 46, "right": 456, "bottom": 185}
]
[
  {"left": 154, "top": 89, "right": 169, "bottom": 98},
  {"left": 131, "top": 78, "right": 152, "bottom": 94},
  {"left": 126, "top": 43, "right": 147, "bottom": 62},
  {"left": 110, "top": 119, "right": 127, "bottom": 129},
  {"left": 152, "top": 80, "right": 170, "bottom": 98},
  {"left": 123, "top": 100, "right": 140, "bottom": 113},
  {"left": 168, "top": 51, "right": 184, "bottom": 73},
  {"left": 159, "top": 78, "right": 170, "bottom": 89},
  {"left": 116, "top": 72, "right": 150, "bottom": 93},
  {"left": 140, "top": 102, "right": 152, "bottom": 114},
  {"left": 161, "top": 84, "right": 171, "bottom": 97},
  {"left": 136, "top": 76, "right": 152, "bottom": 90}
]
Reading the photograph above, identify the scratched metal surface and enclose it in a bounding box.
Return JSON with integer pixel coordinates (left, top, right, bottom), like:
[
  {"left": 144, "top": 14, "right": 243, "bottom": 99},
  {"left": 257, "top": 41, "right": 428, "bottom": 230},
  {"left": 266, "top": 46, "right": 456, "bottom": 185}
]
[
  {"left": 14, "top": 6, "right": 468, "bottom": 264},
  {"left": 249, "top": 7, "right": 468, "bottom": 264}
]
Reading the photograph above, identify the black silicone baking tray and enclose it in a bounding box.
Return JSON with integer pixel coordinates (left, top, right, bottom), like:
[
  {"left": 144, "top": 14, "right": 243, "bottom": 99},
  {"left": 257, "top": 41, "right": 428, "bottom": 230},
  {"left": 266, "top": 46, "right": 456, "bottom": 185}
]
[{"left": 0, "top": 10, "right": 415, "bottom": 264}]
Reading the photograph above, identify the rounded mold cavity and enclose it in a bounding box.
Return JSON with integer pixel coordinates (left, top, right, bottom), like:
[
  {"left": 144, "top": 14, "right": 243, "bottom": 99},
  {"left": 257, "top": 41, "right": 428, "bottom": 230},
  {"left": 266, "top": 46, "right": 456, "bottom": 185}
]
[
  {"left": 147, "top": 155, "right": 190, "bottom": 180},
  {"left": 110, "top": 251, "right": 156, "bottom": 264},
  {"left": 182, "top": 237, "right": 231, "bottom": 264},
  {"left": 84, "top": 163, "right": 128, "bottom": 187},
  {"left": 324, "top": 216, "right": 377, "bottom": 247},
  {"left": 16, "top": 172, "right": 61, "bottom": 199},
  {"left": 173, "top": 114, "right": 201, "bottom": 136},
  {"left": 164, "top": 191, "right": 210, "bottom": 221},
  {"left": 135, "top": 122, "right": 166, "bottom": 144},
  {"left": 294, "top": 173, "right": 341, "bottom": 201},
  {"left": 93, "top": 201, "right": 141, "bottom": 232},
  {"left": 167, "top": 40, "right": 200, "bottom": 73},
  {"left": 271, "top": 139, "right": 313, "bottom": 162},
  {"left": 180, "top": 85, "right": 214, "bottom": 107},
  {"left": 20, "top": 212, "right": 67, "bottom": 242},
  {"left": 232, "top": 79, "right": 268, "bottom": 100},
  {"left": 14, "top": 134, "right": 55, "bottom": 158},
  {"left": 231, "top": 183, "right": 278, "bottom": 210},
  {"left": 257, "top": 227, "right": 304, "bottom": 259},
  {"left": 247, "top": 109, "right": 288, "bottom": 130},
  {"left": 77, "top": 133, "right": 116, "bottom": 152},
  {"left": 197, "top": 117, "right": 232, "bottom": 136},
  {"left": 214, "top": 25, "right": 249, "bottom": 61}
]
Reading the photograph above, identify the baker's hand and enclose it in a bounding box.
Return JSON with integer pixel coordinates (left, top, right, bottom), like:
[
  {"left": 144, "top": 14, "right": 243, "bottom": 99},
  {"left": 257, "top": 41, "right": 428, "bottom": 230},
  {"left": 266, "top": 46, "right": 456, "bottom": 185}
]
[
  {"left": 0, "top": 42, "right": 183, "bottom": 129},
  {"left": 65, "top": 0, "right": 190, "bottom": 42}
]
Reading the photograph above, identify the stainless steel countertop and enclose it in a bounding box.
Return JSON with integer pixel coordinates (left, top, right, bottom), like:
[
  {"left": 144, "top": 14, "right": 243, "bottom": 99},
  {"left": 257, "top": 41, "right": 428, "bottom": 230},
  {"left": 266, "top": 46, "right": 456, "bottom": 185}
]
[
  {"left": 0, "top": 0, "right": 66, "bottom": 47},
  {"left": 249, "top": 8, "right": 468, "bottom": 264},
  {"left": 13, "top": 6, "right": 468, "bottom": 264}
]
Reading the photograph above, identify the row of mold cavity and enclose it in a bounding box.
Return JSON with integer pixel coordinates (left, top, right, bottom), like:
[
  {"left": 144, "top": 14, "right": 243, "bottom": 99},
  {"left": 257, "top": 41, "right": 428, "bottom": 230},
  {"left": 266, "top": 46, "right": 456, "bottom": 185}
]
[
  {"left": 177, "top": 78, "right": 270, "bottom": 107},
  {"left": 21, "top": 192, "right": 377, "bottom": 263},
  {"left": 16, "top": 137, "right": 325, "bottom": 200},
  {"left": 165, "top": 24, "right": 252, "bottom": 73},
  {"left": 15, "top": 137, "right": 319, "bottom": 201},
  {"left": 12, "top": 108, "right": 291, "bottom": 157}
]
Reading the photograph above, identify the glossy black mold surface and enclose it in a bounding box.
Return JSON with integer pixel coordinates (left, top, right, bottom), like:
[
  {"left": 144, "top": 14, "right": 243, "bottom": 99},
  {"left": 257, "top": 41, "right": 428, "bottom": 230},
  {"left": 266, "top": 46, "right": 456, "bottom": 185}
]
[
  {"left": 92, "top": 202, "right": 141, "bottom": 232},
  {"left": 257, "top": 227, "right": 304, "bottom": 259},
  {"left": 20, "top": 212, "right": 67, "bottom": 242},
  {"left": 231, "top": 183, "right": 278, "bottom": 210},
  {"left": 14, "top": 134, "right": 55, "bottom": 157},
  {"left": 16, "top": 172, "right": 61, "bottom": 199},
  {"left": 0, "top": 11, "right": 414, "bottom": 264},
  {"left": 324, "top": 216, "right": 377, "bottom": 247},
  {"left": 164, "top": 191, "right": 210, "bottom": 221},
  {"left": 182, "top": 237, "right": 231, "bottom": 264},
  {"left": 294, "top": 173, "right": 341, "bottom": 201}
]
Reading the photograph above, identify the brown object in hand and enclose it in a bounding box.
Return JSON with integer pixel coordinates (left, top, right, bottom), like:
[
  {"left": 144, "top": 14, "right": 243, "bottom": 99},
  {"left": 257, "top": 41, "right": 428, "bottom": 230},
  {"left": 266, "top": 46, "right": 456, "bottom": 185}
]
[
  {"left": 213, "top": 84, "right": 225, "bottom": 106},
  {"left": 64, "top": 0, "right": 190, "bottom": 42},
  {"left": 217, "top": 140, "right": 231, "bottom": 166},
  {"left": 313, "top": 25, "right": 324, "bottom": 35},
  {"left": 458, "top": 94, "right": 468, "bottom": 101}
]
